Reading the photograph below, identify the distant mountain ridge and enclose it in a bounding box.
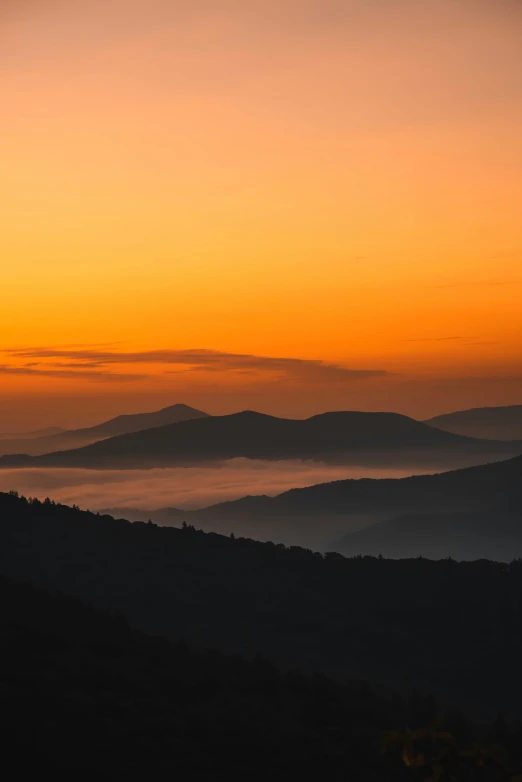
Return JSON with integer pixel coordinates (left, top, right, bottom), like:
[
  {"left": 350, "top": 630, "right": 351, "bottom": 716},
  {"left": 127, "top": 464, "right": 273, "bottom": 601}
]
[
  {"left": 66, "top": 402, "right": 210, "bottom": 438},
  {"left": 335, "top": 510, "right": 522, "bottom": 561},
  {"left": 0, "top": 403, "right": 209, "bottom": 456},
  {"left": 426, "top": 404, "right": 522, "bottom": 440},
  {"left": 0, "top": 426, "right": 66, "bottom": 439},
  {"left": 2, "top": 409, "right": 521, "bottom": 469}
]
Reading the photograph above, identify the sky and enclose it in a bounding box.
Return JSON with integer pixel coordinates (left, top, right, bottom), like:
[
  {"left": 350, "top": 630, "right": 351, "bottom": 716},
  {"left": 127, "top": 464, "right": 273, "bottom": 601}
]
[{"left": 1, "top": 0, "right": 521, "bottom": 430}]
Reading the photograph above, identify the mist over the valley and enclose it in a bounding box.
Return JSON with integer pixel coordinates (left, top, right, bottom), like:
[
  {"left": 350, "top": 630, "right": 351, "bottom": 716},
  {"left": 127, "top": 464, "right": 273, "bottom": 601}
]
[{"left": 0, "top": 458, "right": 434, "bottom": 514}]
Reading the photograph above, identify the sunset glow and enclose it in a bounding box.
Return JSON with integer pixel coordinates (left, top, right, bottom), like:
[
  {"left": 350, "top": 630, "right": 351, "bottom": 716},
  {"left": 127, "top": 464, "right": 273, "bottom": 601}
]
[{"left": 2, "top": 0, "right": 521, "bottom": 429}]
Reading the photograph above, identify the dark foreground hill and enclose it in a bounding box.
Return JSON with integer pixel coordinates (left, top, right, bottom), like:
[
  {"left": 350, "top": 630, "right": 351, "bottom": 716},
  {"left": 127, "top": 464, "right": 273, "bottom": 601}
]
[
  {"left": 0, "top": 577, "right": 412, "bottom": 780},
  {"left": 5, "top": 576, "right": 522, "bottom": 781},
  {"left": 0, "top": 403, "right": 209, "bottom": 457},
  {"left": 426, "top": 405, "right": 522, "bottom": 441},
  {"left": 1, "top": 492, "right": 522, "bottom": 718},
  {"left": 0, "top": 577, "right": 409, "bottom": 779},
  {"left": 2, "top": 410, "right": 520, "bottom": 469}
]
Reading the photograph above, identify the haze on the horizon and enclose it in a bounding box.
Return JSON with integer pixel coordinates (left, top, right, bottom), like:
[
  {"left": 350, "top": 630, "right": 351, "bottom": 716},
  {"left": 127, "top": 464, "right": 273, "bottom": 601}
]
[
  {"left": 0, "top": 460, "right": 434, "bottom": 515},
  {"left": 1, "top": 0, "right": 521, "bottom": 430}
]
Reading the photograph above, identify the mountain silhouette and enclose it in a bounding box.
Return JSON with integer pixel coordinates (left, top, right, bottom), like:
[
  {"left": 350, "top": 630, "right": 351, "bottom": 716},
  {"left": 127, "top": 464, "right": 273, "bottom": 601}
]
[
  {"left": 2, "top": 409, "right": 520, "bottom": 468},
  {"left": 426, "top": 404, "right": 522, "bottom": 441},
  {"left": 0, "top": 403, "right": 209, "bottom": 457}
]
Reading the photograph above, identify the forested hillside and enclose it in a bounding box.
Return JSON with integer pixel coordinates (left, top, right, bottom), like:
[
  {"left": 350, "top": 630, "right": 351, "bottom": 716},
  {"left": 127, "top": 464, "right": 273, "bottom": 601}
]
[{"left": 1, "top": 491, "right": 522, "bottom": 718}]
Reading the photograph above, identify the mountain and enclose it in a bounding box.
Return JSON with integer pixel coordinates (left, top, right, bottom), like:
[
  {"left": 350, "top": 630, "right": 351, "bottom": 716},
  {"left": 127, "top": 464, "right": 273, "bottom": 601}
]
[
  {"left": 426, "top": 404, "right": 522, "bottom": 441},
  {"left": 2, "top": 409, "right": 521, "bottom": 468},
  {"left": 7, "top": 576, "right": 520, "bottom": 782},
  {"left": 2, "top": 491, "right": 522, "bottom": 718},
  {"left": 0, "top": 574, "right": 419, "bottom": 780},
  {"left": 64, "top": 402, "right": 210, "bottom": 439},
  {"left": 336, "top": 511, "right": 522, "bottom": 561},
  {"left": 104, "top": 454, "right": 522, "bottom": 552},
  {"left": 0, "top": 403, "right": 209, "bottom": 456}
]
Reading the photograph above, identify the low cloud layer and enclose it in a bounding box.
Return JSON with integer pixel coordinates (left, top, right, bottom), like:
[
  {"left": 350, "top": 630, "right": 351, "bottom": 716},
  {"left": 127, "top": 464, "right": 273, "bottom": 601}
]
[{"left": 0, "top": 459, "right": 430, "bottom": 512}]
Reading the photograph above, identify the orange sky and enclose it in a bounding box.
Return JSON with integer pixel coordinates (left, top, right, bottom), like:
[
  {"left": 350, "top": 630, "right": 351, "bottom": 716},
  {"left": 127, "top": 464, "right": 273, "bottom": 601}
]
[{"left": 1, "top": 0, "right": 521, "bottom": 429}]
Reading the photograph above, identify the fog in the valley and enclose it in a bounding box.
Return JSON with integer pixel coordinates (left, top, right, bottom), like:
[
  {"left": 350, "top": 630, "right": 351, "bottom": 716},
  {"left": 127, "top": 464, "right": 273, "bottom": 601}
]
[{"left": 0, "top": 459, "right": 434, "bottom": 513}]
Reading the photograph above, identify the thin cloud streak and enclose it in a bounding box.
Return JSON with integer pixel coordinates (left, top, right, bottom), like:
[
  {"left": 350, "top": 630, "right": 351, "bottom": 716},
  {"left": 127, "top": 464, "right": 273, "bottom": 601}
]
[
  {"left": 2, "top": 348, "right": 389, "bottom": 383},
  {"left": 0, "top": 364, "right": 145, "bottom": 382},
  {"left": 402, "top": 336, "right": 464, "bottom": 343},
  {"left": 434, "top": 281, "right": 520, "bottom": 289}
]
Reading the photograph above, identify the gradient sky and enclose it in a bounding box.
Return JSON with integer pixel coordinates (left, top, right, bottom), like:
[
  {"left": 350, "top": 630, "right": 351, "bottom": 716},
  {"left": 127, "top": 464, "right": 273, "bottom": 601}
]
[{"left": 1, "top": 0, "right": 521, "bottom": 429}]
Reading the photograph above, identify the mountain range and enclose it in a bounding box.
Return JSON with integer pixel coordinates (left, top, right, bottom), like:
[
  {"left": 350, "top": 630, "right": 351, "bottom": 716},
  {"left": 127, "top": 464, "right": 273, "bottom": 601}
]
[
  {"left": 0, "top": 403, "right": 209, "bottom": 457},
  {"left": 1, "top": 409, "right": 521, "bottom": 469},
  {"left": 3, "top": 400, "right": 522, "bottom": 558}
]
